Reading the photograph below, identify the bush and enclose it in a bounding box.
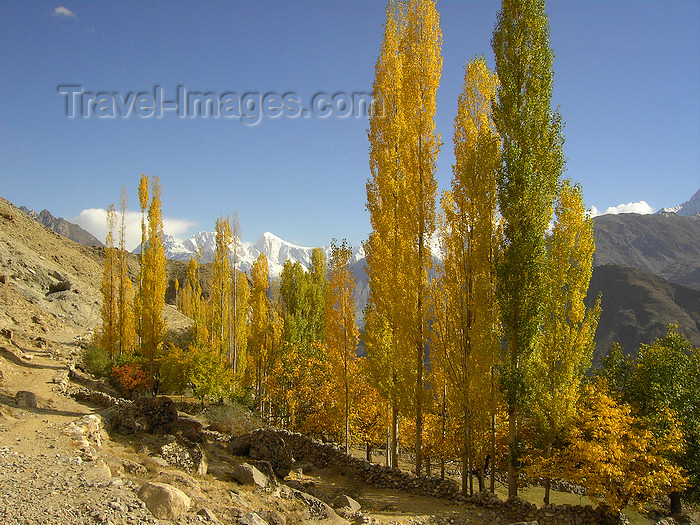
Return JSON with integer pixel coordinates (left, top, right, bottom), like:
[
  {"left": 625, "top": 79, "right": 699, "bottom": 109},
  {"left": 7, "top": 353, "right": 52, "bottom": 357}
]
[
  {"left": 82, "top": 344, "right": 112, "bottom": 378},
  {"left": 111, "top": 363, "right": 150, "bottom": 399},
  {"left": 204, "top": 402, "right": 262, "bottom": 436}
]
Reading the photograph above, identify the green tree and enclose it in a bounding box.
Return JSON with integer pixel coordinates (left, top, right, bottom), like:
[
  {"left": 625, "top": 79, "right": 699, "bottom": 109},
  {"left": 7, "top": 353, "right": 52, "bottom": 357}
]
[
  {"left": 492, "top": 0, "right": 563, "bottom": 496},
  {"left": 603, "top": 327, "right": 700, "bottom": 512}
]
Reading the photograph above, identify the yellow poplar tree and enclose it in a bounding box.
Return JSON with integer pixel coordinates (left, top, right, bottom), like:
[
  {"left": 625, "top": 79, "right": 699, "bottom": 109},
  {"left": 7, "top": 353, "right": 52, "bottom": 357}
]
[
  {"left": 117, "top": 186, "right": 136, "bottom": 356},
  {"left": 399, "top": 0, "right": 442, "bottom": 476},
  {"left": 139, "top": 176, "right": 166, "bottom": 390},
  {"left": 528, "top": 180, "right": 601, "bottom": 504},
  {"left": 230, "top": 211, "right": 248, "bottom": 379},
  {"left": 365, "top": 0, "right": 408, "bottom": 469},
  {"left": 249, "top": 253, "right": 269, "bottom": 414},
  {"left": 211, "top": 216, "right": 232, "bottom": 359},
  {"left": 325, "top": 239, "right": 359, "bottom": 453},
  {"left": 100, "top": 204, "right": 119, "bottom": 358},
  {"left": 365, "top": 0, "right": 442, "bottom": 474},
  {"left": 135, "top": 174, "right": 149, "bottom": 346},
  {"left": 432, "top": 56, "right": 501, "bottom": 495}
]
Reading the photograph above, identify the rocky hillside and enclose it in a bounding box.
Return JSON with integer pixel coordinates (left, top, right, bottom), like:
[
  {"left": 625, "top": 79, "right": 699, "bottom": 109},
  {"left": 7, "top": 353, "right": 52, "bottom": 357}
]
[{"left": 19, "top": 206, "right": 104, "bottom": 248}]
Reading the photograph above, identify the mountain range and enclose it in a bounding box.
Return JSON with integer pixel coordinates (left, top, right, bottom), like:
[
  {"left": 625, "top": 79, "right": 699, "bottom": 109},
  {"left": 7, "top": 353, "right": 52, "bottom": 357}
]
[{"left": 14, "top": 189, "right": 700, "bottom": 363}]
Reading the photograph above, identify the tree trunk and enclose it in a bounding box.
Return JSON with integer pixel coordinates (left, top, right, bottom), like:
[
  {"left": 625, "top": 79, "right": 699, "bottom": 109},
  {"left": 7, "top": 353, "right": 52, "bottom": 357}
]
[
  {"left": 462, "top": 405, "right": 470, "bottom": 495},
  {"left": 543, "top": 440, "right": 553, "bottom": 505},
  {"left": 670, "top": 491, "right": 682, "bottom": 515},
  {"left": 490, "top": 366, "right": 496, "bottom": 493},
  {"left": 415, "top": 339, "right": 423, "bottom": 476},
  {"left": 366, "top": 443, "right": 372, "bottom": 463},
  {"left": 391, "top": 403, "right": 399, "bottom": 469},
  {"left": 508, "top": 403, "right": 518, "bottom": 498}
]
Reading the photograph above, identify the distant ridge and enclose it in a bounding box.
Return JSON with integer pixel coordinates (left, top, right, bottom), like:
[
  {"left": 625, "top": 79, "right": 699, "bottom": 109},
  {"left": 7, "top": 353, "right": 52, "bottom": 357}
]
[
  {"left": 586, "top": 264, "right": 700, "bottom": 363},
  {"left": 593, "top": 212, "right": 700, "bottom": 291},
  {"left": 19, "top": 206, "right": 104, "bottom": 248}
]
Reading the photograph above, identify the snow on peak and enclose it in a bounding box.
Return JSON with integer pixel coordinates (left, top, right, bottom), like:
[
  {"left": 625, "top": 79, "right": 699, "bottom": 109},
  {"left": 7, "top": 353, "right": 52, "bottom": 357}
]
[{"left": 657, "top": 188, "right": 700, "bottom": 217}]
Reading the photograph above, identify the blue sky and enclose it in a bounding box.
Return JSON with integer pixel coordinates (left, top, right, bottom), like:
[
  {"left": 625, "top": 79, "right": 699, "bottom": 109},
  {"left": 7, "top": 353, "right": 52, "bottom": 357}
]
[{"left": 1, "top": 1, "right": 698, "bottom": 250}]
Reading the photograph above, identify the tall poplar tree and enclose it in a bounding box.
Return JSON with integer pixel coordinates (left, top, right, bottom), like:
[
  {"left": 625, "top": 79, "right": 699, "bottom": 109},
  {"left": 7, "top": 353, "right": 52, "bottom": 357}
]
[
  {"left": 139, "top": 176, "right": 167, "bottom": 391},
  {"left": 325, "top": 239, "right": 359, "bottom": 454},
  {"left": 433, "top": 57, "right": 501, "bottom": 494},
  {"left": 211, "top": 216, "right": 232, "bottom": 358},
  {"left": 492, "top": 0, "right": 564, "bottom": 497},
  {"left": 365, "top": 0, "right": 442, "bottom": 474},
  {"left": 529, "top": 180, "right": 600, "bottom": 504},
  {"left": 117, "top": 187, "right": 136, "bottom": 356},
  {"left": 250, "top": 253, "right": 270, "bottom": 414},
  {"left": 100, "top": 204, "right": 119, "bottom": 358}
]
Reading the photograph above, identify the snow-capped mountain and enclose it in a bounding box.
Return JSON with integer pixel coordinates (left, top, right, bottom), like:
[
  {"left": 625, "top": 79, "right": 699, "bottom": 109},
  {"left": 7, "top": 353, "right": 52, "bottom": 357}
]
[
  {"left": 656, "top": 188, "right": 700, "bottom": 217},
  {"left": 152, "top": 231, "right": 367, "bottom": 278}
]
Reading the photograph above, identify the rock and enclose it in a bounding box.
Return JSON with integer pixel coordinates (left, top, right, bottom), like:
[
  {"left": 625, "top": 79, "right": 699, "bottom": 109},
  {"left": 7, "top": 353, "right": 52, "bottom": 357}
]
[
  {"left": 191, "top": 443, "right": 208, "bottom": 476},
  {"left": 250, "top": 459, "right": 278, "bottom": 486},
  {"left": 46, "top": 280, "right": 71, "bottom": 295},
  {"left": 293, "top": 489, "right": 344, "bottom": 521},
  {"left": 161, "top": 441, "right": 194, "bottom": 471},
  {"left": 138, "top": 481, "right": 191, "bottom": 520},
  {"left": 197, "top": 507, "right": 223, "bottom": 523},
  {"left": 240, "top": 512, "right": 269, "bottom": 525},
  {"left": 132, "top": 396, "right": 178, "bottom": 432},
  {"left": 227, "top": 433, "right": 252, "bottom": 456},
  {"left": 0, "top": 275, "right": 7, "bottom": 284},
  {"left": 232, "top": 462, "right": 269, "bottom": 488},
  {"left": 0, "top": 328, "right": 12, "bottom": 339},
  {"left": 333, "top": 494, "right": 361, "bottom": 512},
  {"left": 15, "top": 391, "right": 37, "bottom": 408},
  {"left": 261, "top": 510, "right": 287, "bottom": 525},
  {"left": 249, "top": 429, "right": 293, "bottom": 478},
  {"left": 81, "top": 459, "right": 112, "bottom": 487}
]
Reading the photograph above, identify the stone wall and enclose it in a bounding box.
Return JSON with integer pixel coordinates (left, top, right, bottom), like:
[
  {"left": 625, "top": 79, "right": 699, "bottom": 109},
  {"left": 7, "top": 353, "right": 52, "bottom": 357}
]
[{"left": 263, "top": 429, "right": 620, "bottom": 525}]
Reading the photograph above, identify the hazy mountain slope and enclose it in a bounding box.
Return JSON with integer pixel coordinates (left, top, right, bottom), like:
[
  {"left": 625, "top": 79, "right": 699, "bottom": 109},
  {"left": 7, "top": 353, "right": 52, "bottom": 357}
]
[
  {"left": 19, "top": 206, "right": 104, "bottom": 248},
  {"left": 593, "top": 212, "right": 700, "bottom": 290},
  {"left": 585, "top": 264, "right": 700, "bottom": 364}
]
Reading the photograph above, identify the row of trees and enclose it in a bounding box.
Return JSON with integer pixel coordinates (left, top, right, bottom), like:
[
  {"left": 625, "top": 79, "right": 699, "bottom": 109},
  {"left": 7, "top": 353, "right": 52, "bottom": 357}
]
[{"left": 360, "top": 0, "right": 695, "bottom": 513}]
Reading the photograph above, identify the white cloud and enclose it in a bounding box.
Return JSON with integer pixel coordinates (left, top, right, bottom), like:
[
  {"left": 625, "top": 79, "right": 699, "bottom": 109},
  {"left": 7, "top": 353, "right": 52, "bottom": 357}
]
[
  {"left": 71, "top": 208, "right": 196, "bottom": 251},
  {"left": 51, "top": 6, "right": 76, "bottom": 18},
  {"left": 589, "top": 201, "right": 655, "bottom": 218}
]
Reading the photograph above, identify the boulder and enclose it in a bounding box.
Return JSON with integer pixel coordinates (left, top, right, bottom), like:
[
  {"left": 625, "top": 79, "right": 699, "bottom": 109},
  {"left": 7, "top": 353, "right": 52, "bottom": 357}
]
[
  {"left": 292, "top": 490, "right": 345, "bottom": 522},
  {"left": 132, "top": 396, "right": 178, "bottom": 432},
  {"left": 240, "top": 513, "right": 269, "bottom": 525},
  {"left": 232, "top": 462, "right": 268, "bottom": 488},
  {"left": 15, "top": 391, "right": 37, "bottom": 408},
  {"left": 227, "top": 433, "right": 252, "bottom": 456},
  {"left": 196, "top": 507, "right": 222, "bottom": 524},
  {"left": 249, "top": 429, "right": 293, "bottom": 478},
  {"left": 333, "top": 494, "right": 361, "bottom": 512},
  {"left": 250, "top": 459, "right": 278, "bottom": 486},
  {"left": 138, "top": 481, "right": 191, "bottom": 520}
]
